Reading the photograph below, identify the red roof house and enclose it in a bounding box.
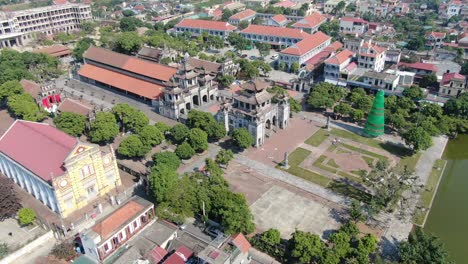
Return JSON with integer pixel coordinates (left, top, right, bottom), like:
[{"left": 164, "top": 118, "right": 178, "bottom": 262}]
[
  {"left": 230, "top": 234, "right": 251, "bottom": 253},
  {"left": 292, "top": 12, "right": 327, "bottom": 32},
  {"left": 441, "top": 72, "right": 466, "bottom": 86},
  {"left": 325, "top": 49, "right": 355, "bottom": 65},
  {"left": 280, "top": 31, "right": 331, "bottom": 56},
  {"left": 175, "top": 19, "right": 236, "bottom": 32},
  {"left": 270, "top": 14, "right": 288, "bottom": 26},
  {"left": 241, "top": 24, "right": 310, "bottom": 40}
]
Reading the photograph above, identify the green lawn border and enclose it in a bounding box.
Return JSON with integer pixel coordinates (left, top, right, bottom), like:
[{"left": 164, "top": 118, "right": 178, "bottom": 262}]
[{"left": 305, "top": 129, "right": 329, "bottom": 147}]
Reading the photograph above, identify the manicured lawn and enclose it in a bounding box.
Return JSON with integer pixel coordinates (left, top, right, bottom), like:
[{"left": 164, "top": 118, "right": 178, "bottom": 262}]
[
  {"left": 305, "top": 129, "right": 329, "bottom": 147},
  {"left": 281, "top": 148, "right": 331, "bottom": 187},
  {"left": 337, "top": 171, "right": 363, "bottom": 183},
  {"left": 361, "top": 155, "right": 375, "bottom": 167},
  {"left": 327, "top": 159, "right": 340, "bottom": 168},
  {"left": 328, "top": 181, "right": 372, "bottom": 203},
  {"left": 340, "top": 143, "right": 387, "bottom": 162},
  {"left": 313, "top": 155, "right": 338, "bottom": 174},
  {"left": 288, "top": 147, "right": 311, "bottom": 166},
  {"left": 413, "top": 159, "right": 447, "bottom": 226}
]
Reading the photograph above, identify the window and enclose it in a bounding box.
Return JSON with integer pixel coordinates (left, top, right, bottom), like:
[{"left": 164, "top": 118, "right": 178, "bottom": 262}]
[
  {"left": 86, "top": 185, "right": 96, "bottom": 197},
  {"left": 104, "top": 243, "right": 110, "bottom": 252},
  {"left": 81, "top": 164, "right": 95, "bottom": 179}
]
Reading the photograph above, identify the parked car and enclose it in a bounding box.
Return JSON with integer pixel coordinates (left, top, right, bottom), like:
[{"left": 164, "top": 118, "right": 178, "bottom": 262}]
[
  {"left": 241, "top": 54, "right": 248, "bottom": 58},
  {"left": 249, "top": 55, "right": 256, "bottom": 60},
  {"left": 271, "top": 54, "right": 279, "bottom": 60},
  {"left": 205, "top": 226, "right": 222, "bottom": 237}
]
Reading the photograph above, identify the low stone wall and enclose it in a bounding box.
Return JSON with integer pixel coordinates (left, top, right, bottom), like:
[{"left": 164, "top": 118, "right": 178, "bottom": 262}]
[{"left": 0, "top": 230, "right": 53, "bottom": 264}]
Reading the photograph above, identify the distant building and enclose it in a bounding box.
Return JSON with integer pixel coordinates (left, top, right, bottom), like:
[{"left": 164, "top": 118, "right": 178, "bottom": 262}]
[
  {"left": 137, "top": 46, "right": 177, "bottom": 63},
  {"left": 172, "top": 19, "right": 237, "bottom": 39},
  {"left": 439, "top": 72, "right": 467, "bottom": 97},
  {"left": 80, "top": 197, "right": 155, "bottom": 262},
  {"left": 0, "top": 3, "right": 91, "bottom": 48},
  {"left": 357, "top": 39, "right": 387, "bottom": 72},
  {"left": 439, "top": 0, "right": 463, "bottom": 18},
  {"left": 0, "top": 120, "right": 122, "bottom": 218},
  {"left": 339, "top": 17, "right": 369, "bottom": 35},
  {"left": 397, "top": 62, "right": 438, "bottom": 84},
  {"left": 291, "top": 12, "right": 327, "bottom": 33},
  {"left": 33, "top": 45, "right": 72, "bottom": 58},
  {"left": 243, "top": 0, "right": 270, "bottom": 8},
  {"left": 324, "top": 49, "right": 355, "bottom": 86},
  {"left": 228, "top": 9, "right": 257, "bottom": 25},
  {"left": 349, "top": 70, "right": 400, "bottom": 92},
  {"left": 266, "top": 14, "right": 288, "bottom": 27},
  {"left": 197, "top": 233, "right": 252, "bottom": 264},
  {"left": 324, "top": 0, "right": 347, "bottom": 13},
  {"left": 240, "top": 24, "right": 310, "bottom": 48},
  {"left": 425, "top": 31, "right": 447, "bottom": 49},
  {"left": 217, "top": 79, "right": 290, "bottom": 147},
  {"left": 278, "top": 31, "right": 332, "bottom": 68}
]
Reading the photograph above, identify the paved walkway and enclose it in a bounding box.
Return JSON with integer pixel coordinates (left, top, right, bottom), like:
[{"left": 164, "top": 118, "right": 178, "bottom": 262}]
[{"left": 249, "top": 247, "right": 281, "bottom": 264}]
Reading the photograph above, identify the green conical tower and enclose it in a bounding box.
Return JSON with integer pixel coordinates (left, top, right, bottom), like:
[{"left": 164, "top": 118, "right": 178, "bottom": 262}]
[{"left": 364, "top": 90, "right": 385, "bottom": 137}]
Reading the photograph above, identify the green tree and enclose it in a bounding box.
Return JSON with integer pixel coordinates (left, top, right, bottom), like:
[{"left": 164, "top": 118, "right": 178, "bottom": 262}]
[
  {"left": 215, "top": 149, "right": 234, "bottom": 166},
  {"left": 290, "top": 230, "right": 324, "bottom": 263},
  {"left": 460, "top": 61, "right": 468, "bottom": 75},
  {"left": 307, "top": 83, "right": 347, "bottom": 110},
  {"left": 290, "top": 62, "right": 300, "bottom": 73},
  {"left": 289, "top": 98, "right": 302, "bottom": 113},
  {"left": 334, "top": 103, "right": 352, "bottom": 117},
  {"left": 262, "top": 228, "right": 281, "bottom": 245},
  {"left": 255, "top": 42, "right": 271, "bottom": 57},
  {"left": 118, "top": 135, "right": 148, "bottom": 158},
  {"left": 73, "top": 37, "right": 94, "bottom": 61},
  {"left": 170, "top": 124, "right": 190, "bottom": 143},
  {"left": 115, "top": 32, "right": 142, "bottom": 54},
  {"left": 54, "top": 112, "right": 87, "bottom": 137},
  {"left": 218, "top": 74, "right": 235, "bottom": 87},
  {"left": 89, "top": 112, "right": 119, "bottom": 143},
  {"left": 188, "top": 128, "right": 208, "bottom": 152},
  {"left": 349, "top": 199, "right": 365, "bottom": 222},
  {"left": 403, "top": 126, "right": 433, "bottom": 151},
  {"left": 122, "top": 9, "right": 135, "bottom": 17},
  {"left": 175, "top": 142, "right": 195, "bottom": 160},
  {"left": 403, "top": 85, "right": 424, "bottom": 100},
  {"left": 119, "top": 16, "right": 143, "bottom": 32},
  {"left": 7, "top": 93, "right": 45, "bottom": 121},
  {"left": 17, "top": 208, "right": 35, "bottom": 226},
  {"left": 80, "top": 21, "right": 97, "bottom": 34},
  {"left": 0, "top": 80, "right": 23, "bottom": 102},
  {"left": 227, "top": 33, "right": 251, "bottom": 52},
  {"left": 112, "top": 103, "right": 148, "bottom": 133},
  {"left": 149, "top": 165, "right": 178, "bottom": 203},
  {"left": 398, "top": 227, "right": 453, "bottom": 264},
  {"left": 419, "top": 73, "right": 437, "bottom": 88},
  {"left": 155, "top": 122, "right": 171, "bottom": 134},
  {"left": 354, "top": 234, "right": 378, "bottom": 264},
  {"left": 138, "top": 125, "right": 164, "bottom": 147},
  {"left": 0, "top": 177, "right": 21, "bottom": 221},
  {"left": 350, "top": 109, "right": 365, "bottom": 121},
  {"left": 328, "top": 231, "right": 351, "bottom": 259},
  {"left": 239, "top": 20, "right": 249, "bottom": 30},
  {"left": 232, "top": 128, "right": 254, "bottom": 149},
  {"left": 221, "top": 9, "right": 233, "bottom": 21},
  {"left": 152, "top": 151, "right": 181, "bottom": 171},
  {"left": 278, "top": 61, "right": 286, "bottom": 71},
  {"left": 444, "top": 93, "right": 468, "bottom": 119}
]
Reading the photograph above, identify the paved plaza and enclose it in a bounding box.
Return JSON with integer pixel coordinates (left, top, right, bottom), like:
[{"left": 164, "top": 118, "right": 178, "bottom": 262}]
[{"left": 0, "top": 218, "right": 45, "bottom": 250}]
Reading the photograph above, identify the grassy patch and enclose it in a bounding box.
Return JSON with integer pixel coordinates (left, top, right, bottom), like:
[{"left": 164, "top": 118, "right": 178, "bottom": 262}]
[
  {"left": 361, "top": 156, "right": 375, "bottom": 167},
  {"left": 328, "top": 144, "right": 337, "bottom": 152},
  {"left": 280, "top": 148, "right": 331, "bottom": 187},
  {"left": 305, "top": 129, "right": 329, "bottom": 147},
  {"left": 398, "top": 152, "right": 422, "bottom": 172},
  {"left": 313, "top": 155, "right": 338, "bottom": 174},
  {"left": 336, "top": 148, "right": 351, "bottom": 154},
  {"left": 351, "top": 169, "right": 367, "bottom": 177},
  {"left": 413, "top": 159, "right": 447, "bottom": 226},
  {"left": 340, "top": 143, "right": 387, "bottom": 162},
  {"left": 337, "top": 171, "right": 363, "bottom": 183},
  {"left": 327, "top": 159, "right": 340, "bottom": 168},
  {"left": 328, "top": 181, "right": 373, "bottom": 203}
]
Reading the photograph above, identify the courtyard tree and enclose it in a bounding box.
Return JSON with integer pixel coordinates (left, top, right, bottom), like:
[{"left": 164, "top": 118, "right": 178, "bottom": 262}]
[
  {"left": 403, "top": 126, "right": 433, "bottom": 152},
  {"left": 307, "top": 82, "right": 347, "bottom": 110},
  {"left": 119, "top": 16, "right": 143, "bottom": 32},
  {"left": 290, "top": 230, "right": 324, "bottom": 263},
  {"left": 154, "top": 122, "right": 171, "bottom": 135},
  {"left": 115, "top": 32, "right": 142, "bottom": 54},
  {"left": 227, "top": 33, "right": 251, "bottom": 52},
  {"left": 253, "top": 60, "right": 272, "bottom": 76},
  {"left": 152, "top": 152, "right": 181, "bottom": 171},
  {"left": 73, "top": 37, "right": 95, "bottom": 61},
  {"left": 402, "top": 85, "right": 424, "bottom": 100},
  {"left": 0, "top": 177, "right": 21, "bottom": 221},
  {"left": 419, "top": 73, "right": 437, "bottom": 88},
  {"left": 187, "top": 109, "right": 226, "bottom": 140},
  {"left": 89, "top": 112, "right": 119, "bottom": 143},
  {"left": 54, "top": 112, "right": 87, "bottom": 137},
  {"left": 239, "top": 20, "right": 249, "bottom": 30},
  {"left": 232, "top": 128, "right": 254, "bottom": 149},
  {"left": 444, "top": 93, "right": 468, "bottom": 119},
  {"left": 398, "top": 227, "right": 452, "bottom": 264},
  {"left": 188, "top": 128, "right": 209, "bottom": 152},
  {"left": 80, "top": 21, "right": 97, "bottom": 34},
  {"left": 7, "top": 93, "right": 45, "bottom": 122},
  {"left": 138, "top": 125, "right": 164, "bottom": 147},
  {"left": 112, "top": 103, "right": 149, "bottom": 133},
  {"left": 261, "top": 228, "right": 281, "bottom": 245},
  {"left": 215, "top": 149, "right": 234, "bottom": 166},
  {"left": 170, "top": 124, "right": 190, "bottom": 144},
  {"left": 328, "top": 231, "right": 351, "bottom": 259},
  {"left": 289, "top": 98, "right": 302, "bottom": 113},
  {"left": 149, "top": 165, "right": 178, "bottom": 204},
  {"left": 255, "top": 42, "right": 271, "bottom": 57},
  {"left": 350, "top": 109, "right": 365, "bottom": 121},
  {"left": 118, "top": 135, "right": 148, "bottom": 158},
  {"left": 0, "top": 80, "right": 23, "bottom": 102},
  {"left": 290, "top": 62, "right": 300, "bottom": 73},
  {"left": 175, "top": 142, "right": 195, "bottom": 160},
  {"left": 17, "top": 208, "right": 35, "bottom": 226},
  {"left": 349, "top": 199, "right": 365, "bottom": 223},
  {"left": 354, "top": 234, "right": 378, "bottom": 263},
  {"left": 218, "top": 74, "right": 235, "bottom": 87},
  {"left": 334, "top": 103, "right": 352, "bottom": 118}
]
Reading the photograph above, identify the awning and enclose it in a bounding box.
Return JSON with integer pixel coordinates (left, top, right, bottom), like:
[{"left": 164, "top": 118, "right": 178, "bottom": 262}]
[{"left": 78, "top": 64, "right": 164, "bottom": 100}]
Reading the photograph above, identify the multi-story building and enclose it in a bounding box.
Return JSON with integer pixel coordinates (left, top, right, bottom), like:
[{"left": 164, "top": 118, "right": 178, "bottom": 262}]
[
  {"left": 357, "top": 40, "right": 387, "bottom": 72},
  {"left": 266, "top": 14, "right": 288, "bottom": 27},
  {"left": 339, "top": 17, "right": 368, "bottom": 35},
  {"left": 439, "top": 72, "right": 467, "bottom": 97},
  {"left": 80, "top": 197, "right": 155, "bottom": 262},
  {"left": 324, "top": 0, "right": 347, "bottom": 13},
  {"left": 324, "top": 49, "right": 355, "bottom": 86},
  {"left": 157, "top": 54, "right": 239, "bottom": 120},
  {"left": 243, "top": 0, "right": 270, "bottom": 8},
  {"left": 217, "top": 79, "right": 290, "bottom": 147},
  {"left": 172, "top": 19, "right": 236, "bottom": 39},
  {"left": 348, "top": 71, "right": 400, "bottom": 92},
  {"left": 240, "top": 24, "right": 310, "bottom": 48},
  {"left": 278, "top": 31, "right": 331, "bottom": 68},
  {"left": 0, "top": 120, "right": 122, "bottom": 218},
  {"left": 291, "top": 12, "right": 327, "bottom": 33},
  {"left": 228, "top": 9, "right": 257, "bottom": 25},
  {"left": 0, "top": 3, "right": 91, "bottom": 48},
  {"left": 439, "top": 0, "right": 463, "bottom": 18},
  {"left": 425, "top": 31, "right": 446, "bottom": 49}
]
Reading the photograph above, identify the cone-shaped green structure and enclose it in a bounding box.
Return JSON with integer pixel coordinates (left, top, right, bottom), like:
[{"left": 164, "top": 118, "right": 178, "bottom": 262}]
[{"left": 364, "top": 90, "right": 385, "bottom": 137}]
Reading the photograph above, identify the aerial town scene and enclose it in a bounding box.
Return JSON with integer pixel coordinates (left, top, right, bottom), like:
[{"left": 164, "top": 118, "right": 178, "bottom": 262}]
[{"left": 0, "top": 0, "right": 466, "bottom": 263}]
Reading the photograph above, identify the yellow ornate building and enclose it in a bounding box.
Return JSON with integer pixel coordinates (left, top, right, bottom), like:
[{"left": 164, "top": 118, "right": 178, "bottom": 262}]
[{"left": 0, "top": 120, "right": 122, "bottom": 218}]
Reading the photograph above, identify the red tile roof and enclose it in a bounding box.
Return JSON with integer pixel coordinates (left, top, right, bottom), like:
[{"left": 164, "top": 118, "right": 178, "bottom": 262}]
[
  {"left": 163, "top": 253, "right": 185, "bottom": 264},
  {"left": 340, "top": 17, "right": 368, "bottom": 23},
  {"left": 425, "top": 31, "right": 446, "bottom": 39},
  {"left": 231, "top": 234, "right": 251, "bottom": 253},
  {"left": 58, "top": 98, "right": 93, "bottom": 116},
  {"left": 229, "top": 9, "right": 256, "bottom": 20},
  {"left": 324, "top": 41, "right": 343, "bottom": 52},
  {"left": 441, "top": 72, "right": 466, "bottom": 86},
  {"left": 242, "top": 25, "right": 310, "bottom": 39},
  {"left": 78, "top": 64, "right": 165, "bottom": 100},
  {"left": 305, "top": 50, "right": 333, "bottom": 70},
  {"left": 325, "top": 49, "right": 355, "bottom": 65},
  {"left": 175, "top": 19, "right": 236, "bottom": 31},
  {"left": 92, "top": 199, "right": 148, "bottom": 240},
  {"left": 151, "top": 247, "right": 168, "bottom": 264},
  {"left": 20, "top": 79, "right": 41, "bottom": 97},
  {"left": 175, "top": 246, "right": 193, "bottom": 260},
  {"left": 34, "top": 45, "right": 71, "bottom": 58},
  {"left": 280, "top": 31, "right": 331, "bottom": 56},
  {"left": 292, "top": 12, "right": 327, "bottom": 29},
  {"left": 398, "top": 62, "right": 438, "bottom": 72},
  {"left": 83, "top": 46, "right": 177, "bottom": 83},
  {"left": 0, "top": 120, "right": 77, "bottom": 183},
  {"left": 53, "top": 0, "right": 68, "bottom": 5},
  {"left": 273, "top": 0, "right": 296, "bottom": 7},
  {"left": 271, "top": 14, "right": 287, "bottom": 24}
]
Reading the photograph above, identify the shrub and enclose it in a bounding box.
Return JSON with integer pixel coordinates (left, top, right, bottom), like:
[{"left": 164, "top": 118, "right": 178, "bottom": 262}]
[
  {"left": 18, "top": 208, "right": 35, "bottom": 226},
  {"left": 175, "top": 142, "right": 195, "bottom": 160},
  {"left": 51, "top": 241, "right": 76, "bottom": 261}
]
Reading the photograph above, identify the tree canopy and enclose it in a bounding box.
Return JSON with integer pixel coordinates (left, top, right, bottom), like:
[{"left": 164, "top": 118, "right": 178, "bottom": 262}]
[
  {"left": 54, "top": 112, "right": 87, "bottom": 137},
  {"left": 175, "top": 142, "right": 195, "bottom": 160},
  {"left": 170, "top": 124, "right": 190, "bottom": 144},
  {"left": 118, "top": 135, "right": 148, "bottom": 158},
  {"left": 307, "top": 82, "right": 347, "bottom": 110},
  {"left": 73, "top": 38, "right": 95, "bottom": 61},
  {"left": 89, "top": 112, "right": 119, "bottom": 143},
  {"left": 0, "top": 177, "right": 21, "bottom": 221},
  {"left": 402, "top": 86, "right": 424, "bottom": 100},
  {"left": 152, "top": 151, "right": 181, "bottom": 171},
  {"left": 403, "top": 126, "right": 433, "bottom": 151},
  {"left": 232, "top": 128, "right": 255, "bottom": 149},
  {"left": 112, "top": 103, "right": 149, "bottom": 133},
  {"left": 114, "top": 31, "right": 142, "bottom": 54},
  {"left": 7, "top": 93, "right": 45, "bottom": 122},
  {"left": 187, "top": 110, "right": 226, "bottom": 141},
  {"left": 138, "top": 125, "right": 164, "bottom": 147},
  {"left": 188, "top": 128, "right": 209, "bottom": 152},
  {"left": 119, "top": 16, "right": 143, "bottom": 32}
]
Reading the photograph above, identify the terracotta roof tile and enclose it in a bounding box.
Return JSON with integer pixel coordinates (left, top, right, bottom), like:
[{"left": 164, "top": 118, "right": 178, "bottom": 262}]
[
  {"left": 0, "top": 120, "right": 77, "bottom": 183},
  {"left": 280, "top": 31, "right": 331, "bottom": 56},
  {"left": 229, "top": 9, "right": 256, "bottom": 20},
  {"left": 34, "top": 45, "right": 71, "bottom": 57},
  {"left": 325, "top": 49, "right": 355, "bottom": 65},
  {"left": 188, "top": 57, "right": 222, "bottom": 73},
  {"left": 398, "top": 62, "right": 438, "bottom": 72},
  {"left": 83, "top": 46, "right": 176, "bottom": 82},
  {"left": 340, "top": 17, "right": 368, "bottom": 23},
  {"left": 58, "top": 98, "right": 93, "bottom": 116},
  {"left": 292, "top": 12, "right": 326, "bottom": 29},
  {"left": 231, "top": 234, "right": 251, "bottom": 253},
  {"left": 241, "top": 25, "right": 310, "bottom": 39},
  {"left": 175, "top": 19, "right": 236, "bottom": 31},
  {"left": 425, "top": 31, "right": 446, "bottom": 38},
  {"left": 20, "top": 79, "right": 41, "bottom": 97},
  {"left": 273, "top": 0, "right": 296, "bottom": 7},
  {"left": 271, "top": 14, "right": 287, "bottom": 23},
  {"left": 324, "top": 41, "right": 343, "bottom": 52},
  {"left": 78, "top": 64, "right": 165, "bottom": 100},
  {"left": 441, "top": 72, "right": 466, "bottom": 86}
]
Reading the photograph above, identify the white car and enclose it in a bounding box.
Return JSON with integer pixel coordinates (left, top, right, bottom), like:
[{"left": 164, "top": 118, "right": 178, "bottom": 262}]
[{"left": 271, "top": 54, "right": 279, "bottom": 60}]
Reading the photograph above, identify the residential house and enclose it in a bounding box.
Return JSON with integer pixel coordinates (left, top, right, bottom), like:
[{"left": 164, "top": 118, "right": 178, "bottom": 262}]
[
  {"left": 228, "top": 9, "right": 257, "bottom": 25},
  {"left": 196, "top": 233, "right": 252, "bottom": 264},
  {"left": 0, "top": 120, "right": 122, "bottom": 218},
  {"left": 324, "top": 0, "right": 347, "bottom": 13},
  {"left": 425, "top": 31, "right": 446, "bottom": 49},
  {"left": 172, "top": 19, "right": 237, "bottom": 39},
  {"left": 439, "top": 0, "right": 463, "bottom": 18},
  {"left": 291, "top": 12, "right": 327, "bottom": 33},
  {"left": 340, "top": 17, "right": 369, "bottom": 35},
  {"left": 385, "top": 49, "right": 401, "bottom": 64},
  {"left": 80, "top": 197, "right": 155, "bottom": 263},
  {"left": 397, "top": 62, "right": 438, "bottom": 84},
  {"left": 222, "top": 2, "right": 246, "bottom": 12},
  {"left": 240, "top": 25, "right": 310, "bottom": 48},
  {"left": 278, "top": 31, "right": 332, "bottom": 68},
  {"left": 357, "top": 39, "right": 387, "bottom": 72},
  {"left": 244, "top": 0, "right": 270, "bottom": 8},
  {"left": 324, "top": 49, "right": 355, "bottom": 86},
  {"left": 349, "top": 71, "right": 400, "bottom": 92},
  {"left": 439, "top": 72, "right": 467, "bottom": 97},
  {"left": 266, "top": 14, "right": 288, "bottom": 27},
  {"left": 33, "top": 45, "right": 72, "bottom": 58}
]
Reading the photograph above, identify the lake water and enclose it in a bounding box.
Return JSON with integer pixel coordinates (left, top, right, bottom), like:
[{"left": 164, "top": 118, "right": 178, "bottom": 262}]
[{"left": 424, "top": 134, "right": 468, "bottom": 263}]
